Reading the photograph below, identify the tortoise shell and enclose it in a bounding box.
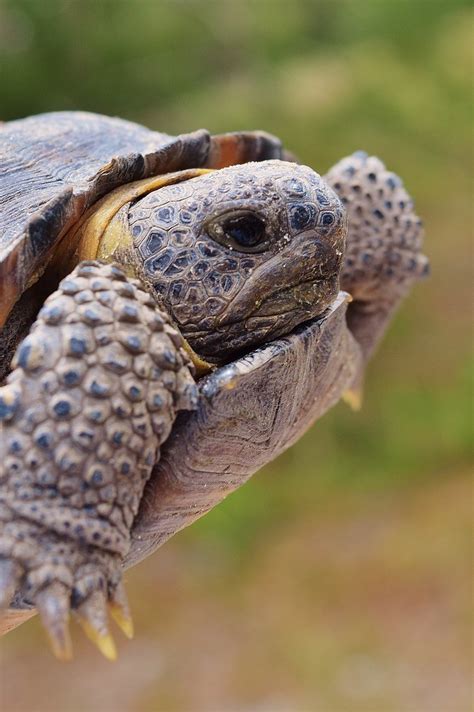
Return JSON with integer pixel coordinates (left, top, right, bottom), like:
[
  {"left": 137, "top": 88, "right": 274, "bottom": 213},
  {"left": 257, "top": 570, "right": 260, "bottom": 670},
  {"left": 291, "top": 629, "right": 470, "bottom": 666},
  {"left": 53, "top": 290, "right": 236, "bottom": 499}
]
[{"left": 0, "top": 111, "right": 284, "bottom": 326}]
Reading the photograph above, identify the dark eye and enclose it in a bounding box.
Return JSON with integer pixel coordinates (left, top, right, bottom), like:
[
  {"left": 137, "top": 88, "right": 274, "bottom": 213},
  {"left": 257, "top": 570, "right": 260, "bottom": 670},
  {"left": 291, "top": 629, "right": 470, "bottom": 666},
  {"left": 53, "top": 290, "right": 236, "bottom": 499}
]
[{"left": 221, "top": 214, "right": 266, "bottom": 249}]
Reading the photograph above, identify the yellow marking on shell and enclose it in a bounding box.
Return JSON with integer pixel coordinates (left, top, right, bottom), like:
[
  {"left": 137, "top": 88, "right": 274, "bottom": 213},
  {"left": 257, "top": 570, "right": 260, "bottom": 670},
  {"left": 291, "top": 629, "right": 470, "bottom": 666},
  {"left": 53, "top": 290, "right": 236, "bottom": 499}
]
[
  {"left": 96, "top": 207, "right": 132, "bottom": 264},
  {"left": 55, "top": 168, "right": 215, "bottom": 273},
  {"left": 78, "top": 168, "right": 216, "bottom": 263},
  {"left": 51, "top": 167, "right": 217, "bottom": 374}
]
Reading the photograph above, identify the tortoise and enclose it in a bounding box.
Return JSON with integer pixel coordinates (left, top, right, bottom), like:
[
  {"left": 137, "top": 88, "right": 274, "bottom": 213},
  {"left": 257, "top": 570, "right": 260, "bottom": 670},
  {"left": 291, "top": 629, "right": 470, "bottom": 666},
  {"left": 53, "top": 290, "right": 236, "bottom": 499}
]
[{"left": 0, "top": 111, "right": 428, "bottom": 660}]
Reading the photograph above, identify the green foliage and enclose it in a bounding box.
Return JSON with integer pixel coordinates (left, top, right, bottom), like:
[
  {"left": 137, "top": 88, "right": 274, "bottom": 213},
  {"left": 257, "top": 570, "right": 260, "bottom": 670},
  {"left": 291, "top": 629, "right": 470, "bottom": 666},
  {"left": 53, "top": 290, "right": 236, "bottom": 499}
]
[{"left": 1, "top": 0, "right": 471, "bottom": 122}]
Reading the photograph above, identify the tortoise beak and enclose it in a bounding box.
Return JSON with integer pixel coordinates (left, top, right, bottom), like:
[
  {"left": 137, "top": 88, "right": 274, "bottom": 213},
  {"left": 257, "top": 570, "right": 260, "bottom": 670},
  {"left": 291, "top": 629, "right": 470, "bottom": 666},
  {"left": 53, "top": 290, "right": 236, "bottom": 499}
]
[
  {"left": 248, "top": 279, "right": 329, "bottom": 318},
  {"left": 217, "top": 234, "right": 342, "bottom": 328}
]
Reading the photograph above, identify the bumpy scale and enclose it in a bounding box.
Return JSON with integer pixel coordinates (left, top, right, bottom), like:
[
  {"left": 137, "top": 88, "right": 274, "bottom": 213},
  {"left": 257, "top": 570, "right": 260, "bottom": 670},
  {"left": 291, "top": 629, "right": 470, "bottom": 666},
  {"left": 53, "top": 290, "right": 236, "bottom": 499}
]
[
  {"left": 130, "top": 161, "right": 345, "bottom": 360},
  {"left": 325, "top": 151, "right": 429, "bottom": 364},
  {"left": 0, "top": 262, "right": 197, "bottom": 659}
]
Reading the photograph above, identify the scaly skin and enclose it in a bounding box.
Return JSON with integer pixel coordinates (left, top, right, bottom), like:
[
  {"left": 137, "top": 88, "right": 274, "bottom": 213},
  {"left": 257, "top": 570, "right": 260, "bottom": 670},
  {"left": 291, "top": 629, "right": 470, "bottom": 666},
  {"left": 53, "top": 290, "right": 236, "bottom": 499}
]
[
  {"left": 0, "top": 262, "right": 196, "bottom": 658},
  {"left": 325, "top": 152, "right": 429, "bottom": 364},
  {"left": 0, "top": 158, "right": 427, "bottom": 657},
  {"left": 130, "top": 161, "right": 345, "bottom": 360}
]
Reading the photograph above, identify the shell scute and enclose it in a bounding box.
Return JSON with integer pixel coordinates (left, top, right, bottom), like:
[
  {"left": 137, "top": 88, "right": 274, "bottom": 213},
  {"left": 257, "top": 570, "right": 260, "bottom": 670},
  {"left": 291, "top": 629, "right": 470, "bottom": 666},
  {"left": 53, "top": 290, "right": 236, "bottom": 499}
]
[{"left": 0, "top": 112, "right": 211, "bottom": 326}]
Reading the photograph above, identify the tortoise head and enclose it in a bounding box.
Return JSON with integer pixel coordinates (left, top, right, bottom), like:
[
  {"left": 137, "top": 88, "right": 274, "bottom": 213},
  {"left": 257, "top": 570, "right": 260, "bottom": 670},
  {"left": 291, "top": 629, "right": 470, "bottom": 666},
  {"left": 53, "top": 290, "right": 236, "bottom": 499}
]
[{"left": 129, "top": 160, "right": 346, "bottom": 361}]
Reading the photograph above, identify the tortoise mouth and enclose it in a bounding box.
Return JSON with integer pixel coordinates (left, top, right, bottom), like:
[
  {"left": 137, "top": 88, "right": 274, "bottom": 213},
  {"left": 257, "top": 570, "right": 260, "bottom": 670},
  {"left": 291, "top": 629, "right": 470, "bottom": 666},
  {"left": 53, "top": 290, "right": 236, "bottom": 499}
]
[
  {"left": 200, "top": 290, "right": 353, "bottom": 388},
  {"left": 182, "top": 274, "right": 340, "bottom": 364},
  {"left": 225, "top": 277, "right": 337, "bottom": 323}
]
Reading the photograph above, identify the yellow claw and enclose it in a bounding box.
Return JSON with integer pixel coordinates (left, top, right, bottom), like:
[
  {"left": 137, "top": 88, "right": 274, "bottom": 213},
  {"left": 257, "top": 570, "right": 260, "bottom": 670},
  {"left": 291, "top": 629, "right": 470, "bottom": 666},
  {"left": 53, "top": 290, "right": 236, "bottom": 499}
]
[
  {"left": 78, "top": 620, "right": 118, "bottom": 661},
  {"left": 109, "top": 603, "right": 134, "bottom": 640},
  {"left": 46, "top": 624, "right": 73, "bottom": 662},
  {"left": 36, "top": 582, "right": 73, "bottom": 662},
  {"left": 342, "top": 387, "right": 363, "bottom": 411},
  {"left": 75, "top": 589, "right": 117, "bottom": 661},
  {"left": 109, "top": 581, "right": 134, "bottom": 639}
]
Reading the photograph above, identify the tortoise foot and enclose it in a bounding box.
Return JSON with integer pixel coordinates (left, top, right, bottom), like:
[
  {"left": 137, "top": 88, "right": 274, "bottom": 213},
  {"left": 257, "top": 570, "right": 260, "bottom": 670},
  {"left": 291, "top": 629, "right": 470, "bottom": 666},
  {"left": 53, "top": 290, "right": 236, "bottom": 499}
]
[{"left": 0, "top": 518, "right": 132, "bottom": 660}]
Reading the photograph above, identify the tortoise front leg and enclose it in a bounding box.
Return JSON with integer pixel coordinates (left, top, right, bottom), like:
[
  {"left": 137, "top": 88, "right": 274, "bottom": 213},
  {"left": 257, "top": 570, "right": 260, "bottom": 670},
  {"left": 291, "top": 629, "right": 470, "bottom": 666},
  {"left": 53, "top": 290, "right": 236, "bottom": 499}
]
[
  {"left": 324, "top": 153, "right": 429, "bottom": 404},
  {"left": 0, "top": 261, "right": 196, "bottom": 659}
]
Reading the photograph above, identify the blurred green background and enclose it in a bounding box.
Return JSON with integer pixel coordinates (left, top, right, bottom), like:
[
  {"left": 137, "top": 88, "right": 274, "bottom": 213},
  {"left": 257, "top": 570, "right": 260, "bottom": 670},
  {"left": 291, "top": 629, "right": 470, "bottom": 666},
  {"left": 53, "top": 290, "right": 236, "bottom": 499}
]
[{"left": 1, "top": 1, "right": 472, "bottom": 710}]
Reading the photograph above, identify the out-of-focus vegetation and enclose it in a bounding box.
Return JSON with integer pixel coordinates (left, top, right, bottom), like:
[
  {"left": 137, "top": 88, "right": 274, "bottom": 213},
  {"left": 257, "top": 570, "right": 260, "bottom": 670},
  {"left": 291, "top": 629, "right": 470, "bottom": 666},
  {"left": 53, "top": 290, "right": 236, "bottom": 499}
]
[{"left": 1, "top": 1, "right": 472, "bottom": 710}]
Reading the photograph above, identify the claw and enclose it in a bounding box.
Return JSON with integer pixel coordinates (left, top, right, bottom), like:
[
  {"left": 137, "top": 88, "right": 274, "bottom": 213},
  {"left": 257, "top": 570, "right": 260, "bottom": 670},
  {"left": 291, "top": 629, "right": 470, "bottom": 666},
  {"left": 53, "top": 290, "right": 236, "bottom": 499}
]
[
  {"left": 0, "top": 559, "right": 22, "bottom": 609},
  {"left": 36, "top": 582, "right": 73, "bottom": 662},
  {"left": 75, "top": 589, "right": 117, "bottom": 661},
  {"left": 108, "top": 580, "right": 134, "bottom": 639},
  {"left": 342, "top": 386, "right": 363, "bottom": 411}
]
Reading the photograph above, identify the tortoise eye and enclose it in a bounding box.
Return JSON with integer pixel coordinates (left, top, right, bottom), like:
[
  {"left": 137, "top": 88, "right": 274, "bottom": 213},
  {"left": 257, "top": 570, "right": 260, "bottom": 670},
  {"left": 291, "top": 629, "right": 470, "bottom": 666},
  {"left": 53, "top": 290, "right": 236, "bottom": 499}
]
[
  {"left": 222, "top": 214, "right": 266, "bottom": 249},
  {"left": 208, "top": 211, "right": 268, "bottom": 252}
]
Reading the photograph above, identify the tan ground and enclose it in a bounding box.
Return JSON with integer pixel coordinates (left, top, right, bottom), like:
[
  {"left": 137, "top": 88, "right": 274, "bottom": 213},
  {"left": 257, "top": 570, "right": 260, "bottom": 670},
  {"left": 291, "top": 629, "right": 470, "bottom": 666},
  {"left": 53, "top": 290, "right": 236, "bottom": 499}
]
[{"left": 1, "top": 470, "right": 471, "bottom": 712}]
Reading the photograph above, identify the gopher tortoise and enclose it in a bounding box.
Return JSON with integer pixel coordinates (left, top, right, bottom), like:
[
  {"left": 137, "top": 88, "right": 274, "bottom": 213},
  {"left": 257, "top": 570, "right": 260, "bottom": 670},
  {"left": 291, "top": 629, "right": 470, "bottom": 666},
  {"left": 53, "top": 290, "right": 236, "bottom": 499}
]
[{"left": 0, "top": 112, "right": 428, "bottom": 659}]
